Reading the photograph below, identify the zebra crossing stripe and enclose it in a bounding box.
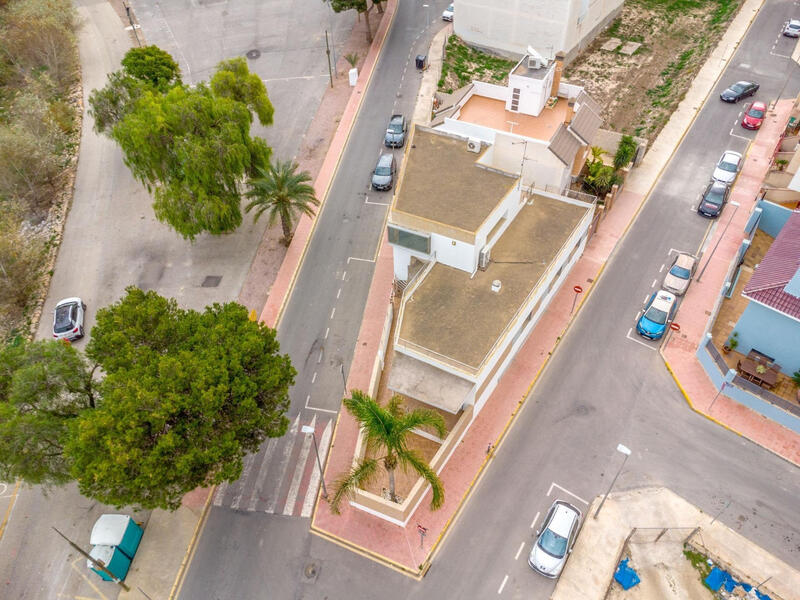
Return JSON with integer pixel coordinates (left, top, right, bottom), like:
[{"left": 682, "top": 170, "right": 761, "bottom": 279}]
[
  {"left": 264, "top": 415, "right": 300, "bottom": 513},
  {"left": 246, "top": 437, "right": 279, "bottom": 512},
  {"left": 301, "top": 418, "right": 333, "bottom": 517},
  {"left": 213, "top": 480, "right": 229, "bottom": 507},
  {"left": 229, "top": 452, "right": 256, "bottom": 510},
  {"left": 282, "top": 415, "right": 316, "bottom": 515}
]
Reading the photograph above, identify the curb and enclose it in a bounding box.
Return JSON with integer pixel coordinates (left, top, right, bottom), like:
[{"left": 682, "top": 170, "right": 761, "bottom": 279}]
[{"left": 260, "top": 0, "right": 399, "bottom": 329}]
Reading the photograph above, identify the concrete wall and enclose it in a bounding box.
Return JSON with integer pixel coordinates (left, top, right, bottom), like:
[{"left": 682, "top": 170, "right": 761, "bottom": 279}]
[
  {"left": 757, "top": 199, "right": 794, "bottom": 237},
  {"left": 733, "top": 300, "right": 800, "bottom": 375},
  {"left": 490, "top": 133, "right": 566, "bottom": 189},
  {"left": 440, "top": 118, "right": 497, "bottom": 144}
]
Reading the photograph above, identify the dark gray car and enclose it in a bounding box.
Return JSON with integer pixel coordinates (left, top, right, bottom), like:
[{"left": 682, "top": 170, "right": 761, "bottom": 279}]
[
  {"left": 371, "top": 153, "right": 395, "bottom": 190},
  {"left": 698, "top": 180, "right": 729, "bottom": 218},
  {"left": 384, "top": 114, "right": 406, "bottom": 148}
]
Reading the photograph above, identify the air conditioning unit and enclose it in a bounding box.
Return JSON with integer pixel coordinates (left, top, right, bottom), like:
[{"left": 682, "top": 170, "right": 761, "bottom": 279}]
[
  {"left": 467, "top": 138, "right": 481, "bottom": 153},
  {"left": 478, "top": 246, "right": 491, "bottom": 270}
]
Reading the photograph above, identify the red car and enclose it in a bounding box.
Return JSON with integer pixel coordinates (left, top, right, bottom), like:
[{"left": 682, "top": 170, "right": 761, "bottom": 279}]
[{"left": 741, "top": 101, "right": 766, "bottom": 130}]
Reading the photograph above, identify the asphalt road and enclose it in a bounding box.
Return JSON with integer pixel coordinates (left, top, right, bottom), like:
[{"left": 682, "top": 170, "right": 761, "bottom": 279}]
[
  {"left": 183, "top": 1, "right": 800, "bottom": 599},
  {"left": 0, "top": 1, "right": 352, "bottom": 598}
]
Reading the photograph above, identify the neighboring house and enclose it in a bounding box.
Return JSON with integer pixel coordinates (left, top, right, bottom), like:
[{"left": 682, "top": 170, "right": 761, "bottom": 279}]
[
  {"left": 387, "top": 126, "right": 596, "bottom": 417},
  {"left": 453, "top": 0, "right": 624, "bottom": 64},
  {"left": 734, "top": 210, "right": 800, "bottom": 375},
  {"left": 433, "top": 53, "right": 603, "bottom": 194}
]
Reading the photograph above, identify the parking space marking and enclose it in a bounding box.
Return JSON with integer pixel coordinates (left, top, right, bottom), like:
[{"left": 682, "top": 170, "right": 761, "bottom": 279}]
[
  {"left": 530, "top": 511, "right": 540, "bottom": 529},
  {"left": 651, "top": 279, "right": 657, "bottom": 288},
  {"left": 668, "top": 248, "right": 693, "bottom": 256},
  {"left": 67, "top": 556, "right": 109, "bottom": 600},
  {"left": 659, "top": 263, "right": 665, "bottom": 273},
  {"left": 337, "top": 288, "right": 341, "bottom": 299},
  {"left": 497, "top": 574, "right": 509, "bottom": 594},
  {"left": 305, "top": 395, "right": 338, "bottom": 414},
  {"left": 311, "top": 372, "right": 317, "bottom": 383},
  {"left": 330, "top": 307, "right": 336, "bottom": 319},
  {"left": 729, "top": 129, "right": 751, "bottom": 141},
  {"left": 365, "top": 194, "right": 391, "bottom": 206},
  {"left": 547, "top": 482, "right": 589, "bottom": 505},
  {"left": 514, "top": 541, "right": 526, "bottom": 560},
  {"left": 347, "top": 256, "right": 376, "bottom": 264},
  {"left": 643, "top": 294, "right": 649, "bottom": 304},
  {"left": 324, "top": 327, "right": 329, "bottom": 339},
  {"left": 636, "top": 311, "right": 642, "bottom": 321},
  {"left": 626, "top": 328, "right": 658, "bottom": 351},
  {"left": 769, "top": 50, "right": 791, "bottom": 58}
]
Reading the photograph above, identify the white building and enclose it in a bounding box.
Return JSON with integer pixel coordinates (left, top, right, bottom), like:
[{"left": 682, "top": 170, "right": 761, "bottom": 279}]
[{"left": 453, "top": 0, "right": 624, "bottom": 63}]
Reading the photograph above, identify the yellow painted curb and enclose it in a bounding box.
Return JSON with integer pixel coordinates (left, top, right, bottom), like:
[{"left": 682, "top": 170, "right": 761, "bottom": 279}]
[{"left": 0, "top": 481, "right": 21, "bottom": 542}]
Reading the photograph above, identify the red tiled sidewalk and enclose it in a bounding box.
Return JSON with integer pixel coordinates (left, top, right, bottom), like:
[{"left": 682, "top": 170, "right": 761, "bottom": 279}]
[
  {"left": 259, "top": 1, "right": 398, "bottom": 328},
  {"left": 311, "top": 190, "right": 651, "bottom": 576},
  {"left": 662, "top": 98, "right": 800, "bottom": 466}
]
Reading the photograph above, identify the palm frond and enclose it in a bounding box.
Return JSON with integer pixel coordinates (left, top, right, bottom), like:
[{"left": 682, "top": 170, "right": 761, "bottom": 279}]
[
  {"left": 329, "top": 458, "right": 379, "bottom": 515},
  {"left": 396, "top": 407, "right": 446, "bottom": 440},
  {"left": 397, "top": 448, "right": 445, "bottom": 510}
]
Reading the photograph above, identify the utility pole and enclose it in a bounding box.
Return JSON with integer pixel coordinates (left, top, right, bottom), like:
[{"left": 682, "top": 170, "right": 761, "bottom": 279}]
[
  {"left": 121, "top": 1, "right": 142, "bottom": 47},
  {"left": 325, "top": 30, "right": 333, "bottom": 88},
  {"left": 52, "top": 527, "right": 130, "bottom": 591}
]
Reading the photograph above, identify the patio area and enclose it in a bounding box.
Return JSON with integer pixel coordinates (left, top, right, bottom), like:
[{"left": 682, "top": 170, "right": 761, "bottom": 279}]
[{"left": 709, "top": 229, "right": 800, "bottom": 407}]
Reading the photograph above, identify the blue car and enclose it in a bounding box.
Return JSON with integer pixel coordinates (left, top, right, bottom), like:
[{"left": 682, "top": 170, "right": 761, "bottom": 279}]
[{"left": 636, "top": 290, "right": 677, "bottom": 340}]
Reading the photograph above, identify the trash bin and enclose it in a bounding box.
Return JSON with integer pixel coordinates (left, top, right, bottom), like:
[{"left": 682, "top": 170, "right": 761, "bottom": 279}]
[
  {"left": 415, "top": 54, "right": 427, "bottom": 70},
  {"left": 88, "top": 544, "right": 132, "bottom": 582},
  {"left": 90, "top": 514, "right": 143, "bottom": 560}
]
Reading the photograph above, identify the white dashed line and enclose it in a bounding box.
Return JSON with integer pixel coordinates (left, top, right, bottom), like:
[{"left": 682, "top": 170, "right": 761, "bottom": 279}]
[
  {"left": 325, "top": 327, "right": 330, "bottom": 339},
  {"left": 659, "top": 263, "right": 665, "bottom": 273},
  {"left": 514, "top": 541, "right": 525, "bottom": 560},
  {"left": 311, "top": 372, "right": 317, "bottom": 383},
  {"left": 651, "top": 279, "right": 657, "bottom": 288},
  {"left": 337, "top": 288, "right": 342, "bottom": 299},
  {"left": 531, "top": 511, "right": 540, "bottom": 529},
  {"left": 342, "top": 271, "right": 347, "bottom": 280},
  {"left": 318, "top": 350, "right": 323, "bottom": 364},
  {"left": 330, "top": 307, "right": 336, "bottom": 319},
  {"left": 497, "top": 575, "right": 509, "bottom": 594}
]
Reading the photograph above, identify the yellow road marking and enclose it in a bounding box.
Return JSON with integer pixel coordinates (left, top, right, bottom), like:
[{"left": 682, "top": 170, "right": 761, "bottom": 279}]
[
  {"left": 69, "top": 556, "right": 109, "bottom": 600},
  {"left": 0, "top": 480, "right": 21, "bottom": 541}
]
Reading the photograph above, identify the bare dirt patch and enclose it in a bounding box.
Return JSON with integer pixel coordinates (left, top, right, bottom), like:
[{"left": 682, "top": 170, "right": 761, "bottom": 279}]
[{"left": 564, "top": 0, "right": 743, "bottom": 144}]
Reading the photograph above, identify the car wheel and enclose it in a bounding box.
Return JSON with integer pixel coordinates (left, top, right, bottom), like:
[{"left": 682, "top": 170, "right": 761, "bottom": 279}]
[
  {"left": 82, "top": 303, "right": 87, "bottom": 310},
  {"left": 78, "top": 326, "right": 85, "bottom": 339}
]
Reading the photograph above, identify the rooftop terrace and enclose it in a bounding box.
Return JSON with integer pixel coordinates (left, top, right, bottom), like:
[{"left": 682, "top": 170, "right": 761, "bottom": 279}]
[
  {"left": 457, "top": 95, "right": 568, "bottom": 141},
  {"left": 397, "top": 193, "right": 589, "bottom": 372},
  {"left": 392, "top": 128, "right": 517, "bottom": 235}
]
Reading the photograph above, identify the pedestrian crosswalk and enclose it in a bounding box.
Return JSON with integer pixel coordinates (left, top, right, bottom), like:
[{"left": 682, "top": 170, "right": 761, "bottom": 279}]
[{"left": 213, "top": 414, "right": 333, "bottom": 518}]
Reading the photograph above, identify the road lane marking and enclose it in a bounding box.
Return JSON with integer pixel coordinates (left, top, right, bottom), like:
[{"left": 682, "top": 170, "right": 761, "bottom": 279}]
[
  {"left": 247, "top": 437, "right": 278, "bottom": 511},
  {"left": 651, "top": 279, "right": 657, "bottom": 288},
  {"left": 643, "top": 294, "right": 649, "bottom": 304},
  {"left": 530, "top": 511, "right": 540, "bottom": 529},
  {"left": 514, "top": 541, "right": 525, "bottom": 560},
  {"left": 305, "top": 396, "right": 338, "bottom": 414},
  {"left": 312, "top": 372, "right": 317, "bottom": 383},
  {"left": 301, "top": 418, "right": 333, "bottom": 517},
  {"left": 659, "top": 264, "right": 665, "bottom": 273},
  {"left": 337, "top": 288, "right": 342, "bottom": 299},
  {"left": 264, "top": 416, "right": 300, "bottom": 513},
  {"left": 330, "top": 307, "right": 336, "bottom": 319},
  {"left": 318, "top": 349, "right": 323, "bottom": 364},
  {"left": 497, "top": 574, "right": 509, "bottom": 594},
  {"left": 325, "top": 327, "right": 330, "bottom": 339},
  {"left": 283, "top": 415, "right": 315, "bottom": 515},
  {"left": 626, "top": 328, "right": 658, "bottom": 351},
  {"left": 229, "top": 452, "right": 256, "bottom": 509},
  {"left": 636, "top": 311, "right": 642, "bottom": 321},
  {"left": 547, "top": 482, "right": 590, "bottom": 505},
  {"left": 342, "top": 270, "right": 347, "bottom": 280}
]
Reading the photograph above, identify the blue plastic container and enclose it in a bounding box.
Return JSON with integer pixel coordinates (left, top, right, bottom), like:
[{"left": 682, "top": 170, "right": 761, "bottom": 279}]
[{"left": 90, "top": 514, "right": 143, "bottom": 560}]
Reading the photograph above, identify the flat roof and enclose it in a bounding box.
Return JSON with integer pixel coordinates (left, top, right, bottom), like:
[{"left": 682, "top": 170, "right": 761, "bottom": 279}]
[
  {"left": 397, "top": 193, "right": 589, "bottom": 371},
  {"left": 457, "top": 95, "right": 568, "bottom": 142},
  {"left": 512, "top": 58, "right": 551, "bottom": 80},
  {"left": 387, "top": 352, "right": 473, "bottom": 414},
  {"left": 392, "top": 128, "right": 517, "bottom": 233}
]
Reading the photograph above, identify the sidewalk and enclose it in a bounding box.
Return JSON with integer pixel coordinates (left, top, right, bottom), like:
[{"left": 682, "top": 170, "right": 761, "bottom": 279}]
[
  {"left": 118, "top": 5, "right": 398, "bottom": 599},
  {"left": 553, "top": 487, "right": 800, "bottom": 600},
  {"left": 310, "top": 0, "right": 797, "bottom": 576},
  {"left": 661, "top": 98, "right": 800, "bottom": 467}
]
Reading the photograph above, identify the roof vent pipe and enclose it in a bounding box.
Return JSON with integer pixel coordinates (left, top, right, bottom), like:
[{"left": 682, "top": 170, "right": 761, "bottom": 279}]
[{"left": 491, "top": 280, "right": 502, "bottom": 293}]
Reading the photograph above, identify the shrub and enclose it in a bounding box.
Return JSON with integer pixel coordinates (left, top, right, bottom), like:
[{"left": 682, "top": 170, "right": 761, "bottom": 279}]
[
  {"left": 613, "top": 135, "right": 637, "bottom": 170},
  {"left": 0, "top": 209, "right": 46, "bottom": 324}
]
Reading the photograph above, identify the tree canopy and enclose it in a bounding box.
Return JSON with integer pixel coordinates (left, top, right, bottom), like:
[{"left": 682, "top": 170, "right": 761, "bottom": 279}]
[
  {"left": 0, "top": 288, "right": 295, "bottom": 510},
  {"left": 120, "top": 45, "right": 181, "bottom": 92}
]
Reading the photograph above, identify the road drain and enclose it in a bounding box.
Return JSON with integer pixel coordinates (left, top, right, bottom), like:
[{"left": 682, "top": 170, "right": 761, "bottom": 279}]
[
  {"left": 246, "top": 49, "right": 261, "bottom": 60},
  {"left": 303, "top": 561, "right": 320, "bottom": 582}
]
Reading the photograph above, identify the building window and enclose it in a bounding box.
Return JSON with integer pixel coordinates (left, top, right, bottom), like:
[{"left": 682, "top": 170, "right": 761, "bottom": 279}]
[{"left": 388, "top": 225, "right": 431, "bottom": 254}]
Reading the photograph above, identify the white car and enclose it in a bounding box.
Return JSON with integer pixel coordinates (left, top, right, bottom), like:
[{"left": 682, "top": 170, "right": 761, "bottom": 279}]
[
  {"left": 442, "top": 3, "right": 453, "bottom": 21},
  {"left": 712, "top": 150, "right": 742, "bottom": 184},
  {"left": 663, "top": 253, "right": 697, "bottom": 296},
  {"left": 783, "top": 19, "right": 800, "bottom": 37},
  {"left": 528, "top": 500, "right": 582, "bottom": 578},
  {"left": 52, "top": 297, "right": 86, "bottom": 341}
]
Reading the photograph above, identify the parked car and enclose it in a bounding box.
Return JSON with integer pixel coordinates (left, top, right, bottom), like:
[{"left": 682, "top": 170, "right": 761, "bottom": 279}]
[
  {"left": 371, "top": 153, "right": 395, "bottom": 191},
  {"left": 720, "top": 81, "right": 759, "bottom": 103},
  {"left": 53, "top": 297, "right": 86, "bottom": 341},
  {"left": 637, "top": 290, "right": 677, "bottom": 340},
  {"left": 741, "top": 101, "right": 767, "bottom": 130},
  {"left": 528, "top": 500, "right": 582, "bottom": 578},
  {"left": 783, "top": 19, "right": 800, "bottom": 37},
  {"left": 442, "top": 3, "right": 454, "bottom": 21},
  {"left": 698, "top": 180, "right": 730, "bottom": 218},
  {"left": 384, "top": 114, "right": 406, "bottom": 148},
  {"left": 712, "top": 150, "right": 742, "bottom": 184},
  {"left": 663, "top": 253, "right": 698, "bottom": 296}
]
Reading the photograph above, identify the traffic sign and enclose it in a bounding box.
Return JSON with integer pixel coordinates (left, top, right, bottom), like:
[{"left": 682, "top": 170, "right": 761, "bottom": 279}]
[
  {"left": 669, "top": 323, "right": 680, "bottom": 331},
  {"left": 573, "top": 285, "right": 583, "bottom": 294}
]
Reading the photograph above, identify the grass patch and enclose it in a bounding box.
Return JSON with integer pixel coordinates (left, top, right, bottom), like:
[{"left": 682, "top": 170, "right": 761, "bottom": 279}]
[
  {"left": 438, "top": 35, "right": 517, "bottom": 93},
  {"left": 683, "top": 546, "right": 716, "bottom": 592}
]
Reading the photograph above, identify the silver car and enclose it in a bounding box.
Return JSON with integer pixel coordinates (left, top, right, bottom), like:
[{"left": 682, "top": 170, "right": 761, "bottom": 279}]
[
  {"left": 371, "top": 153, "right": 395, "bottom": 191},
  {"left": 783, "top": 19, "right": 800, "bottom": 37},
  {"left": 712, "top": 150, "right": 742, "bottom": 184},
  {"left": 53, "top": 297, "right": 86, "bottom": 341},
  {"left": 528, "top": 500, "right": 581, "bottom": 578},
  {"left": 442, "top": 3, "right": 453, "bottom": 21},
  {"left": 663, "top": 253, "right": 697, "bottom": 296}
]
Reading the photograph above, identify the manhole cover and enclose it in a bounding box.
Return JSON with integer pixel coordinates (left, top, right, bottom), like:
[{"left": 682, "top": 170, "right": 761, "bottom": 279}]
[
  {"left": 246, "top": 49, "right": 261, "bottom": 60},
  {"left": 201, "top": 275, "right": 222, "bottom": 288},
  {"left": 303, "top": 561, "right": 320, "bottom": 582}
]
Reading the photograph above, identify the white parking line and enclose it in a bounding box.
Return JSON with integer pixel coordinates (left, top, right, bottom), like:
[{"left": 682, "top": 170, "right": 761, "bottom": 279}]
[
  {"left": 530, "top": 511, "right": 540, "bottom": 529},
  {"left": 330, "top": 307, "right": 336, "bottom": 319},
  {"left": 635, "top": 311, "right": 642, "bottom": 321},
  {"left": 342, "top": 270, "right": 347, "bottom": 280},
  {"left": 497, "top": 574, "right": 509, "bottom": 594},
  {"left": 626, "top": 328, "right": 658, "bottom": 351},
  {"left": 729, "top": 129, "right": 750, "bottom": 141},
  {"left": 514, "top": 541, "right": 526, "bottom": 560},
  {"left": 651, "top": 279, "right": 657, "bottom": 288},
  {"left": 311, "top": 372, "right": 317, "bottom": 383},
  {"left": 347, "top": 256, "right": 376, "bottom": 264},
  {"left": 547, "top": 482, "right": 590, "bottom": 505},
  {"left": 305, "top": 395, "right": 338, "bottom": 414},
  {"left": 325, "top": 327, "right": 330, "bottom": 339},
  {"left": 659, "top": 263, "right": 665, "bottom": 273},
  {"left": 337, "top": 288, "right": 341, "bottom": 299},
  {"left": 365, "top": 196, "right": 391, "bottom": 206},
  {"left": 318, "top": 349, "right": 323, "bottom": 364},
  {"left": 770, "top": 51, "right": 791, "bottom": 58},
  {"left": 643, "top": 294, "right": 649, "bottom": 304}
]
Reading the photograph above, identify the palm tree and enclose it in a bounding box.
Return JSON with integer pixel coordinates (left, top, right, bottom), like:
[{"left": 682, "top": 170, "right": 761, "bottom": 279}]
[
  {"left": 329, "top": 391, "right": 447, "bottom": 515},
  {"left": 244, "top": 160, "right": 319, "bottom": 245}
]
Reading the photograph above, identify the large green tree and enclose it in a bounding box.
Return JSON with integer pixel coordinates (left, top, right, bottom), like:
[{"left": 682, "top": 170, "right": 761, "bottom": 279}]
[
  {"left": 120, "top": 45, "right": 181, "bottom": 92},
  {"left": 245, "top": 160, "right": 320, "bottom": 245},
  {"left": 330, "top": 0, "right": 374, "bottom": 43},
  {"left": 90, "top": 55, "right": 273, "bottom": 240},
  {"left": 330, "top": 391, "right": 446, "bottom": 514},
  {"left": 0, "top": 288, "right": 295, "bottom": 510}
]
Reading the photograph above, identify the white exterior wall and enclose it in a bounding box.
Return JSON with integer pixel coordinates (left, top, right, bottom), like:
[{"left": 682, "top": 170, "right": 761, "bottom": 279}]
[
  {"left": 491, "top": 133, "right": 566, "bottom": 190},
  {"left": 430, "top": 233, "right": 477, "bottom": 272},
  {"left": 438, "top": 118, "right": 497, "bottom": 144},
  {"left": 507, "top": 66, "right": 553, "bottom": 117},
  {"left": 454, "top": 0, "right": 622, "bottom": 62}
]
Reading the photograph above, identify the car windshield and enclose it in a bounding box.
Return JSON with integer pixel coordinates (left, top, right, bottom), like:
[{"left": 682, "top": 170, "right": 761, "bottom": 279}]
[
  {"left": 388, "top": 122, "right": 402, "bottom": 133},
  {"left": 790, "top": 22, "right": 800, "bottom": 30},
  {"left": 375, "top": 166, "right": 391, "bottom": 176},
  {"left": 54, "top": 304, "right": 75, "bottom": 333},
  {"left": 747, "top": 107, "right": 764, "bottom": 118},
  {"left": 448, "top": 3, "right": 453, "bottom": 9},
  {"left": 644, "top": 305, "right": 668, "bottom": 325},
  {"left": 719, "top": 159, "right": 738, "bottom": 172},
  {"left": 669, "top": 265, "right": 691, "bottom": 279},
  {"left": 705, "top": 188, "right": 725, "bottom": 205},
  {"left": 731, "top": 83, "right": 745, "bottom": 93},
  {"left": 538, "top": 528, "right": 568, "bottom": 558}
]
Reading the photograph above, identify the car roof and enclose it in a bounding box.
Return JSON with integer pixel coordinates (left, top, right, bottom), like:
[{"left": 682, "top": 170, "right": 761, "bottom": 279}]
[
  {"left": 651, "top": 290, "right": 676, "bottom": 311},
  {"left": 750, "top": 101, "right": 766, "bottom": 110},
  {"left": 720, "top": 150, "right": 742, "bottom": 162},
  {"left": 789, "top": 19, "right": 800, "bottom": 25},
  {"left": 708, "top": 179, "right": 728, "bottom": 191},
  {"left": 377, "top": 154, "right": 393, "bottom": 165},
  {"left": 546, "top": 501, "right": 580, "bottom": 537},
  {"left": 735, "top": 81, "right": 753, "bottom": 86},
  {"left": 675, "top": 254, "right": 696, "bottom": 269},
  {"left": 55, "top": 297, "right": 82, "bottom": 307}
]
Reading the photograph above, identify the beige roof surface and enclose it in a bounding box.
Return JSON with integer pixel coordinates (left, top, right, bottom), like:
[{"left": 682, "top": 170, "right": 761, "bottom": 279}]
[
  {"left": 456, "top": 94, "right": 568, "bottom": 141},
  {"left": 397, "top": 194, "right": 589, "bottom": 371},
  {"left": 392, "top": 127, "right": 517, "bottom": 233}
]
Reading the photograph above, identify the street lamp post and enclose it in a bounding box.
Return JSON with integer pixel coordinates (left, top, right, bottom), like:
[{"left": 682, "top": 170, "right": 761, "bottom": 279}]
[
  {"left": 593, "top": 443, "right": 631, "bottom": 519},
  {"left": 696, "top": 200, "right": 740, "bottom": 283},
  {"left": 302, "top": 425, "right": 329, "bottom": 499}
]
